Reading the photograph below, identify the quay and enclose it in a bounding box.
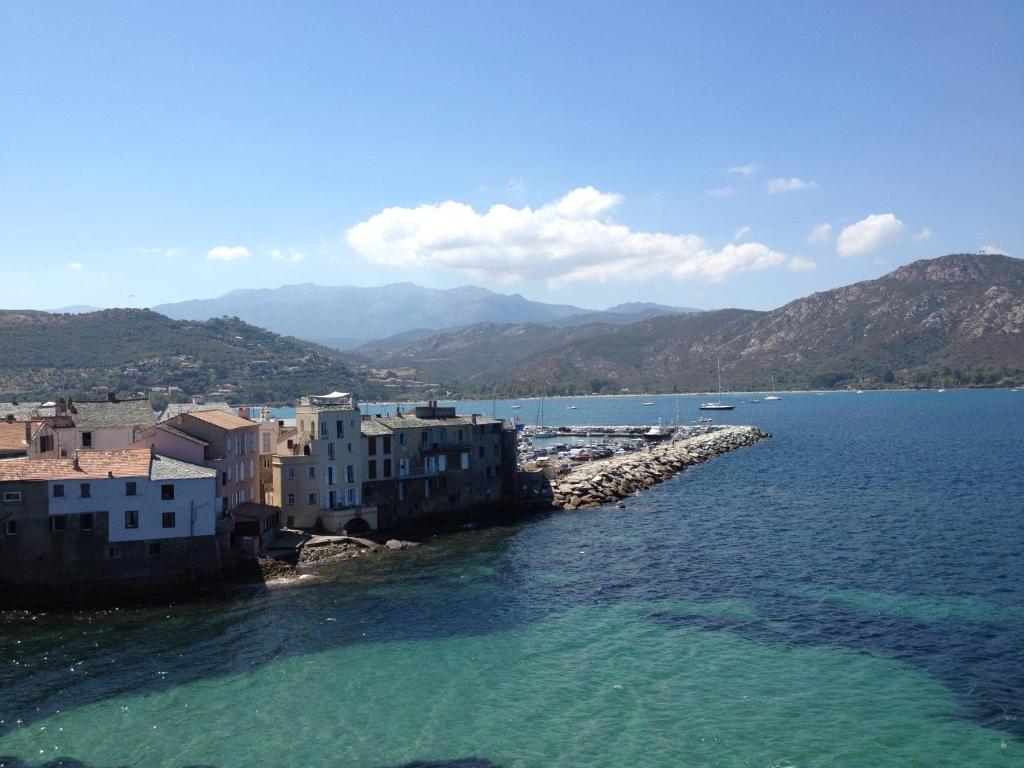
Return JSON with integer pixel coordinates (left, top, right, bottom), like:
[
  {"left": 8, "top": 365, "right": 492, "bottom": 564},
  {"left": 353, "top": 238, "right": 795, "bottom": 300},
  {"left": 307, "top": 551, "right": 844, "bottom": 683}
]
[{"left": 542, "top": 425, "right": 769, "bottom": 510}]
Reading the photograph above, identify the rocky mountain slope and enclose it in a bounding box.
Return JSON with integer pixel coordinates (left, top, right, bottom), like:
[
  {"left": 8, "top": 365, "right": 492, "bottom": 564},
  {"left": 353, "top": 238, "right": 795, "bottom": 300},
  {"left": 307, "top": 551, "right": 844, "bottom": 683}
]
[{"left": 357, "top": 254, "right": 1024, "bottom": 394}]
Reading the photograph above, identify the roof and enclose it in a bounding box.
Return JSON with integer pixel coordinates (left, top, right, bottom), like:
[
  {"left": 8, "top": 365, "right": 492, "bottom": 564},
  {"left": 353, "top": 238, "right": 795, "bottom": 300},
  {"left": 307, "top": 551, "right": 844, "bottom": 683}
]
[
  {"left": 0, "top": 449, "right": 152, "bottom": 482},
  {"left": 360, "top": 420, "right": 394, "bottom": 436},
  {"left": 139, "top": 423, "right": 210, "bottom": 447},
  {"left": 182, "top": 410, "right": 256, "bottom": 431},
  {"left": 233, "top": 502, "right": 281, "bottom": 521},
  {"left": 0, "top": 402, "right": 52, "bottom": 421},
  {"left": 0, "top": 422, "right": 29, "bottom": 453},
  {"left": 69, "top": 398, "right": 156, "bottom": 429},
  {"left": 150, "top": 453, "right": 217, "bottom": 481},
  {"left": 158, "top": 402, "right": 234, "bottom": 422},
  {"left": 367, "top": 414, "right": 504, "bottom": 431}
]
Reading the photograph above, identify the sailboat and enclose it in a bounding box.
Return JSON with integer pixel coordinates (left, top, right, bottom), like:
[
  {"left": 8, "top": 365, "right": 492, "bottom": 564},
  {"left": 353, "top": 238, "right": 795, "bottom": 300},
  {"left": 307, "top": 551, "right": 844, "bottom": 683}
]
[
  {"left": 533, "top": 397, "right": 556, "bottom": 438},
  {"left": 764, "top": 375, "right": 781, "bottom": 401},
  {"left": 700, "top": 357, "right": 736, "bottom": 411}
]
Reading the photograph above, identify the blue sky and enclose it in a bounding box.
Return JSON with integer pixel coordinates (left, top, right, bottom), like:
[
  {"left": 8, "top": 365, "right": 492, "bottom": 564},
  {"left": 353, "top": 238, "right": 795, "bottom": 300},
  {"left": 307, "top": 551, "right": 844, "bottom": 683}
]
[{"left": 1, "top": 1, "right": 1020, "bottom": 312}]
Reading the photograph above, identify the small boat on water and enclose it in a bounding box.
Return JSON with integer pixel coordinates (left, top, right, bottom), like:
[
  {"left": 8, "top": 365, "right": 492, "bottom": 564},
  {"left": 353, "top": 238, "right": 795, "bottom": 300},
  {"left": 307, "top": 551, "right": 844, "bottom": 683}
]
[
  {"left": 746, "top": 398, "right": 760, "bottom": 404},
  {"left": 567, "top": 405, "right": 578, "bottom": 410},
  {"left": 644, "top": 419, "right": 671, "bottom": 441},
  {"left": 764, "top": 375, "right": 781, "bottom": 401},
  {"left": 642, "top": 401, "right": 655, "bottom": 406},
  {"left": 700, "top": 356, "right": 736, "bottom": 410}
]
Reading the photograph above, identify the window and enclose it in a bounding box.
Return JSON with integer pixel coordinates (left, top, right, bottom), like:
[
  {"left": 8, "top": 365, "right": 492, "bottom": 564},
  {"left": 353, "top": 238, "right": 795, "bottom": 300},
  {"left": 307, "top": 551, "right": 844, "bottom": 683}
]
[
  {"left": 320, "top": 420, "right": 327, "bottom": 437},
  {"left": 457, "top": 430, "right": 464, "bottom": 442},
  {"left": 307, "top": 492, "right": 317, "bottom": 505},
  {"left": 397, "top": 482, "right": 406, "bottom": 502},
  {"left": 383, "top": 436, "right": 392, "bottom": 454},
  {"left": 461, "top": 452, "right": 470, "bottom": 470},
  {"left": 108, "top": 545, "right": 122, "bottom": 559},
  {"left": 327, "top": 442, "right": 335, "bottom": 460},
  {"left": 161, "top": 484, "right": 174, "bottom": 500},
  {"left": 286, "top": 493, "right": 295, "bottom": 505},
  {"left": 485, "top": 466, "right": 492, "bottom": 479},
  {"left": 53, "top": 483, "right": 64, "bottom": 498},
  {"left": 81, "top": 431, "right": 92, "bottom": 448},
  {"left": 327, "top": 465, "right": 336, "bottom": 486},
  {"left": 2, "top": 491, "right": 22, "bottom": 502},
  {"left": 424, "top": 479, "right": 432, "bottom": 498},
  {"left": 51, "top": 516, "right": 66, "bottom": 533},
  {"left": 383, "top": 458, "right": 392, "bottom": 478},
  {"left": 262, "top": 433, "right": 271, "bottom": 453},
  {"left": 346, "top": 488, "right": 357, "bottom": 506},
  {"left": 4, "top": 520, "right": 16, "bottom": 536},
  {"left": 399, "top": 433, "right": 406, "bottom": 445},
  {"left": 307, "top": 466, "right": 316, "bottom": 479},
  {"left": 125, "top": 509, "right": 139, "bottom": 529},
  {"left": 39, "top": 434, "right": 53, "bottom": 453},
  {"left": 125, "top": 481, "right": 137, "bottom": 496},
  {"left": 347, "top": 443, "right": 352, "bottom": 453},
  {"left": 239, "top": 462, "right": 245, "bottom": 482},
  {"left": 162, "top": 511, "right": 175, "bottom": 528},
  {"left": 80, "top": 483, "right": 91, "bottom": 498},
  {"left": 399, "top": 458, "right": 411, "bottom": 477},
  {"left": 368, "top": 460, "right": 377, "bottom": 480},
  {"left": 421, "top": 431, "right": 429, "bottom": 445},
  {"left": 221, "top": 471, "right": 228, "bottom": 485},
  {"left": 148, "top": 542, "right": 161, "bottom": 557},
  {"left": 286, "top": 467, "right": 295, "bottom": 480},
  {"left": 438, "top": 455, "right": 447, "bottom": 472},
  {"left": 80, "top": 513, "right": 94, "bottom": 532},
  {"left": 346, "top": 464, "right": 355, "bottom": 483},
  {"left": 336, "top": 420, "right": 344, "bottom": 439},
  {"left": 368, "top": 436, "right": 377, "bottom": 456}
]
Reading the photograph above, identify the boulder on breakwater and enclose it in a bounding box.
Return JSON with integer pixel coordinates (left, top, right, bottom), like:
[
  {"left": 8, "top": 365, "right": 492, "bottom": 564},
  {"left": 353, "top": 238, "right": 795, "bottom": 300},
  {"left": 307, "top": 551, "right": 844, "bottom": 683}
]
[{"left": 548, "top": 425, "right": 769, "bottom": 510}]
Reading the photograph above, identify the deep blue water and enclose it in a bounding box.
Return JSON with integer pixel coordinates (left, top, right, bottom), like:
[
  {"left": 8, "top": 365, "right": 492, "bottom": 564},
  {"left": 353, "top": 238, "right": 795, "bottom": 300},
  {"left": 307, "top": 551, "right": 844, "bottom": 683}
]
[{"left": 1, "top": 390, "right": 1022, "bottom": 767}]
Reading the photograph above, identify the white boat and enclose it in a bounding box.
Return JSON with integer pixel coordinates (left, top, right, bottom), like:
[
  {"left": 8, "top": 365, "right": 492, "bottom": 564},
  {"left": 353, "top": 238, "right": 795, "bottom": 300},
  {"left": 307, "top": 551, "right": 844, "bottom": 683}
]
[
  {"left": 764, "top": 375, "right": 781, "bottom": 401},
  {"left": 700, "top": 356, "right": 736, "bottom": 410},
  {"left": 644, "top": 420, "right": 670, "bottom": 441},
  {"left": 642, "top": 401, "right": 655, "bottom": 406},
  {"left": 567, "top": 405, "right": 578, "bottom": 410}
]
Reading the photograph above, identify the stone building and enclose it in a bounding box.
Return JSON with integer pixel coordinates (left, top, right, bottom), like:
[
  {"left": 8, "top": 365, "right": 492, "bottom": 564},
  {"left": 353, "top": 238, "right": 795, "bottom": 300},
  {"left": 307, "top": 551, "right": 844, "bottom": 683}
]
[{"left": 360, "top": 403, "right": 517, "bottom": 530}]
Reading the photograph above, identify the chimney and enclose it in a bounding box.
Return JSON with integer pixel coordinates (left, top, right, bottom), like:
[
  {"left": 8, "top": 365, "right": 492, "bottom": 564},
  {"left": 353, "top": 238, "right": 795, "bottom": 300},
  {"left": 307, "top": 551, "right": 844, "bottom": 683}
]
[
  {"left": 5, "top": 414, "right": 13, "bottom": 424},
  {"left": 24, "top": 421, "right": 31, "bottom": 443},
  {"left": 73, "top": 452, "right": 81, "bottom": 471}
]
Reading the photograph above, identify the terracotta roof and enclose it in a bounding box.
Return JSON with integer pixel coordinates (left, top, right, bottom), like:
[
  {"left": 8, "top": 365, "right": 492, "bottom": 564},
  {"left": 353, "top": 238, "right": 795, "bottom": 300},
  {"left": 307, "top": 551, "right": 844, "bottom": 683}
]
[
  {"left": 0, "top": 448, "right": 152, "bottom": 482},
  {"left": 183, "top": 410, "right": 256, "bottom": 431},
  {"left": 0, "top": 422, "right": 29, "bottom": 452}
]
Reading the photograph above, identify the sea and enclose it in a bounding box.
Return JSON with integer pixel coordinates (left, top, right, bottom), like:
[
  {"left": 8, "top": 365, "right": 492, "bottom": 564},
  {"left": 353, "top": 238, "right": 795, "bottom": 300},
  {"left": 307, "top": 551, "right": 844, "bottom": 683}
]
[{"left": 1, "top": 390, "right": 1022, "bottom": 767}]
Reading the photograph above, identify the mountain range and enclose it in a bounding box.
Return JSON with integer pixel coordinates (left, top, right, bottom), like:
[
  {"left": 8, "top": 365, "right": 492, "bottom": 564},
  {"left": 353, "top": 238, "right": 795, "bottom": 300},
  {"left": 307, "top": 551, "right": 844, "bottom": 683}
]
[
  {"left": 153, "top": 284, "right": 697, "bottom": 349},
  {"left": 356, "top": 253, "right": 1024, "bottom": 394}
]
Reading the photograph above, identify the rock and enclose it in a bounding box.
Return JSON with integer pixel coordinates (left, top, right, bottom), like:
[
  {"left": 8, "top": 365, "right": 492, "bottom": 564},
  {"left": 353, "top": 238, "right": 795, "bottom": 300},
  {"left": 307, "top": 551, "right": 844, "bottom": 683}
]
[{"left": 385, "top": 539, "right": 418, "bottom": 550}]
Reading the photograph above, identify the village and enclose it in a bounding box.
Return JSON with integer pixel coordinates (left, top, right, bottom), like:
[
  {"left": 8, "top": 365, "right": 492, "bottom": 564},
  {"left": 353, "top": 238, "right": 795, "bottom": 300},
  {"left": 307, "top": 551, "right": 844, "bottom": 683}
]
[{"left": 0, "top": 391, "right": 519, "bottom": 604}]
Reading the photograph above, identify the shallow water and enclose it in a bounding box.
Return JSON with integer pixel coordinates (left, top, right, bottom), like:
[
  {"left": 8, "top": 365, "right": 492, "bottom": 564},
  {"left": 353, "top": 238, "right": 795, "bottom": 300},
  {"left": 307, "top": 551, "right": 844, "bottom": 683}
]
[{"left": 2, "top": 390, "right": 1022, "bottom": 767}]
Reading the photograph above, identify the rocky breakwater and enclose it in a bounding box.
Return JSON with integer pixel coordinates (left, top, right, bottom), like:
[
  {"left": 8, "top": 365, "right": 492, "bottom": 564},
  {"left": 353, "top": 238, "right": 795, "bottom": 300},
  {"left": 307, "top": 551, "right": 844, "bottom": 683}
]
[{"left": 550, "top": 425, "right": 769, "bottom": 510}]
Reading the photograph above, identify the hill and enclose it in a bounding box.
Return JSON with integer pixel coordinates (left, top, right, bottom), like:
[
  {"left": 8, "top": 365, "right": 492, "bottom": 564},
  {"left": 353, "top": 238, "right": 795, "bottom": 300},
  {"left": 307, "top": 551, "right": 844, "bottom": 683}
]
[
  {"left": 153, "top": 282, "right": 693, "bottom": 349},
  {"left": 356, "top": 254, "right": 1024, "bottom": 394},
  {"left": 0, "top": 309, "right": 373, "bottom": 403}
]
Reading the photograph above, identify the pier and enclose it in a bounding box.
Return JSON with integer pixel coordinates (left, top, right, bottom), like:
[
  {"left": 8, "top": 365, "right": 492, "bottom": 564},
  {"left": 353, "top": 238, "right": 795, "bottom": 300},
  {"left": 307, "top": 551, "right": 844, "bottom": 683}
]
[{"left": 543, "top": 425, "right": 769, "bottom": 510}]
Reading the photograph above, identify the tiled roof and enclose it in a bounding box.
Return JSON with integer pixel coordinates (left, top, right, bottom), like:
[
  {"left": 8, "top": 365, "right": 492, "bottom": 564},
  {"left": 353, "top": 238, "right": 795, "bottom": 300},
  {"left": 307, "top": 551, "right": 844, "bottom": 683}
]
[
  {"left": 0, "top": 449, "right": 152, "bottom": 482},
  {"left": 150, "top": 454, "right": 216, "bottom": 481},
  {"left": 369, "top": 414, "right": 504, "bottom": 430},
  {"left": 0, "top": 402, "right": 51, "bottom": 421},
  {"left": 141, "top": 423, "right": 210, "bottom": 446},
  {"left": 158, "top": 402, "right": 234, "bottom": 422},
  {"left": 183, "top": 410, "right": 256, "bottom": 431},
  {"left": 360, "top": 420, "right": 394, "bottom": 436},
  {"left": 69, "top": 398, "right": 156, "bottom": 429},
  {"left": 0, "top": 422, "right": 28, "bottom": 452}
]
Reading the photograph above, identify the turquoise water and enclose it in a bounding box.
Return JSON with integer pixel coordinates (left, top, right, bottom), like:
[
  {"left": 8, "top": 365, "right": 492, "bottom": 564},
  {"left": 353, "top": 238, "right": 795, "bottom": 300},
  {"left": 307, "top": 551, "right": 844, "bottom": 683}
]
[{"left": 2, "top": 390, "right": 1023, "bottom": 767}]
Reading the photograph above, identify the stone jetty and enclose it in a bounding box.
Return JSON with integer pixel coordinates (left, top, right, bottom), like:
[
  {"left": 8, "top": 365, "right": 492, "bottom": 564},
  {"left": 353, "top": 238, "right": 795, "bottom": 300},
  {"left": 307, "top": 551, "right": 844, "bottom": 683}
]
[{"left": 549, "top": 425, "right": 769, "bottom": 510}]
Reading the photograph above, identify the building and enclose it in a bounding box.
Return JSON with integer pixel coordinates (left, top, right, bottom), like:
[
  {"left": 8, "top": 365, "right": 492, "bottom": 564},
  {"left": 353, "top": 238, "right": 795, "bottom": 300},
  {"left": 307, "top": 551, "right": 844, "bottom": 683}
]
[
  {"left": 256, "top": 412, "right": 295, "bottom": 505},
  {"left": 272, "top": 392, "right": 371, "bottom": 532},
  {"left": 359, "top": 402, "right": 517, "bottom": 530},
  {"left": 0, "top": 448, "right": 221, "bottom": 605},
  {"left": 38, "top": 394, "right": 157, "bottom": 457},
  {"left": 162, "top": 410, "right": 259, "bottom": 515}
]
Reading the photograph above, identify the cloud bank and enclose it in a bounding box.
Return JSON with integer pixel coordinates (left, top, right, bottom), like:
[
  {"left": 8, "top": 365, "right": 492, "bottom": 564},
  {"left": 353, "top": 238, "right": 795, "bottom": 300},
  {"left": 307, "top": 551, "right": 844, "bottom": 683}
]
[
  {"left": 836, "top": 213, "right": 904, "bottom": 257},
  {"left": 346, "top": 187, "right": 788, "bottom": 286}
]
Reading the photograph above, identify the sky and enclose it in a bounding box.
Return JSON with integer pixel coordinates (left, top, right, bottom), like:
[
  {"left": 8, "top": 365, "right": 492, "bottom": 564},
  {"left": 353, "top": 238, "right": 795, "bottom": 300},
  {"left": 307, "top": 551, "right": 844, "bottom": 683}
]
[{"left": 1, "top": 1, "right": 1021, "bottom": 312}]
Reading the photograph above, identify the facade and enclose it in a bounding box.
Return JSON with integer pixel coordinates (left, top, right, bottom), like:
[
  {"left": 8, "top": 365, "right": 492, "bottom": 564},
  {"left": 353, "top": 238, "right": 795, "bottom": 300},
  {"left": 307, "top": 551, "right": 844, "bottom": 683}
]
[
  {"left": 359, "top": 403, "right": 517, "bottom": 530},
  {"left": 272, "top": 392, "right": 372, "bottom": 532},
  {"left": 164, "top": 410, "right": 259, "bottom": 515},
  {"left": 0, "top": 448, "right": 221, "bottom": 604},
  {"left": 28, "top": 394, "right": 157, "bottom": 458}
]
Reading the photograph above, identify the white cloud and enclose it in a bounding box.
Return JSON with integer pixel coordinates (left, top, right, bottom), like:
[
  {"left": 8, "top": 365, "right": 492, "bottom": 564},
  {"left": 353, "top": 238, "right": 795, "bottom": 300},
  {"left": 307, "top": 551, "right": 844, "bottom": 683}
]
[
  {"left": 136, "top": 247, "right": 185, "bottom": 259},
  {"left": 788, "top": 256, "right": 817, "bottom": 272},
  {"left": 912, "top": 228, "right": 932, "bottom": 242},
  {"left": 727, "top": 163, "right": 757, "bottom": 176},
  {"left": 67, "top": 261, "right": 84, "bottom": 270},
  {"left": 767, "top": 177, "right": 817, "bottom": 194},
  {"left": 980, "top": 245, "right": 1008, "bottom": 256},
  {"left": 836, "top": 213, "right": 905, "bottom": 257},
  {"left": 206, "top": 245, "right": 251, "bottom": 262},
  {"left": 346, "top": 186, "right": 789, "bottom": 286},
  {"left": 807, "top": 223, "right": 832, "bottom": 243},
  {"left": 270, "top": 248, "right": 306, "bottom": 263},
  {"left": 707, "top": 186, "right": 733, "bottom": 198},
  {"left": 733, "top": 226, "right": 750, "bottom": 242}
]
